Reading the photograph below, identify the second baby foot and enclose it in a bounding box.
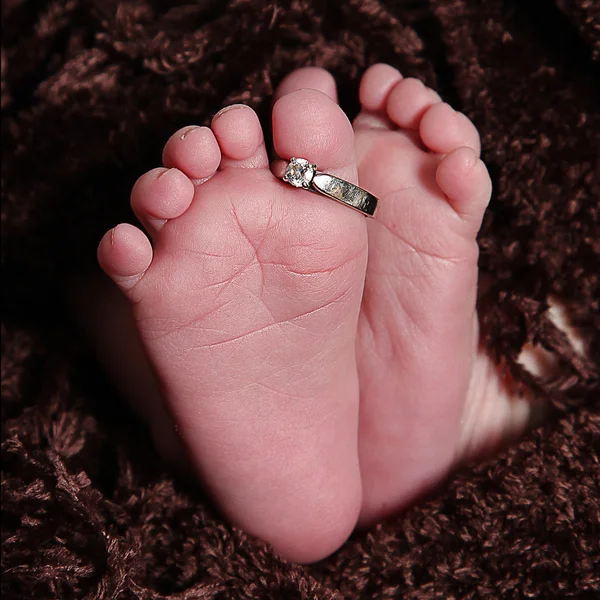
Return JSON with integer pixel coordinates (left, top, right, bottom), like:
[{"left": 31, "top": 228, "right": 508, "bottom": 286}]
[
  {"left": 353, "top": 65, "right": 495, "bottom": 523},
  {"left": 98, "top": 92, "right": 368, "bottom": 562},
  {"left": 276, "top": 66, "right": 521, "bottom": 526}
]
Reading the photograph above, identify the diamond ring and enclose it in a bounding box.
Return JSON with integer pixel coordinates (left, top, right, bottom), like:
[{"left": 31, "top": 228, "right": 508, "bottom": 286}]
[{"left": 281, "top": 157, "right": 378, "bottom": 217}]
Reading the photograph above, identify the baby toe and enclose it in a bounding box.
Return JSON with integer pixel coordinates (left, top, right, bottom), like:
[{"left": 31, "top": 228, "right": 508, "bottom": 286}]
[
  {"left": 420, "top": 103, "right": 481, "bottom": 155},
  {"left": 272, "top": 88, "right": 357, "bottom": 183},
  {"left": 274, "top": 67, "right": 338, "bottom": 103},
  {"left": 97, "top": 223, "right": 153, "bottom": 294},
  {"left": 353, "top": 64, "right": 403, "bottom": 131},
  {"left": 130, "top": 167, "right": 196, "bottom": 234},
  {"left": 359, "top": 64, "right": 403, "bottom": 112},
  {"left": 211, "top": 104, "right": 269, "bottom": 169},
  {"left": 162, "top": 126, "right": 221, "bottom": 181},
  {"left": 436, "top": 146, "right": 492, "bottom": 229},
  {"left": 386, "top": 77, "right": 442, "bottom": 130}
]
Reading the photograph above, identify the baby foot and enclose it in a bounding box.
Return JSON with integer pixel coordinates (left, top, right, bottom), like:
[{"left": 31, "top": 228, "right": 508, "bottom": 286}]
[
  {"left": 276, "top": 66, "right": 524, "bottom": 525},
  {"left": 353, "top": 65, "right": 493, "bottom": 523},
  {"left": 98, "top": 92, "right": 368, "bottom": 562}
]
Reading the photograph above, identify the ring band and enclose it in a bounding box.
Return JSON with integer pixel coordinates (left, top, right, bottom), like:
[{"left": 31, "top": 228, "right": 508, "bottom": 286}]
[{"left": 282, "top": 157, "right": 378, "bottom": 217}]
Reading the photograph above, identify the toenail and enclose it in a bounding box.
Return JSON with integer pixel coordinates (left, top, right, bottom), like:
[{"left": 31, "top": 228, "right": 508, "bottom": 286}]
[
  {"left": 180, "top": 126, "right": 200, "bottom": 140},
  {"left": 156, "top": 167, "right": 176, "bottom": 179},
  {"left": 213, "top": 104, "right": 247, "bottom": 121},
  {"left": 465, "top": 148, "right": 479, "bottom": 168}
]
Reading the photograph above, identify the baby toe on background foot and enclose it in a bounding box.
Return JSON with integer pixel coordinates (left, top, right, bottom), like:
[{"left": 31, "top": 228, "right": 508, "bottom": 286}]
[{"left": 436, "top": 146, "right": 492, "bottom": 230}]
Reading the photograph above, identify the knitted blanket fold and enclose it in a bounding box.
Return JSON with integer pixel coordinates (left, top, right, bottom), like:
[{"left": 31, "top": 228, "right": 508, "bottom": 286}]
[{"left": 2, "top": 1, "right": 599, "bottom": 598}]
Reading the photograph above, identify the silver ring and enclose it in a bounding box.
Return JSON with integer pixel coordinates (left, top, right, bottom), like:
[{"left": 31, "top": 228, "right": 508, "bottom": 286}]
[{"left": 282, "top": 157, "right": 378, "bottom": 217}]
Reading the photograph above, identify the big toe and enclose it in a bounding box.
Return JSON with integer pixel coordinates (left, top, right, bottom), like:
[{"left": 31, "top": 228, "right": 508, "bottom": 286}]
[
  {"left": 272, "top": 89, "right": 358, "bottom": 185},
  {"left": 274, "top": 67, "right": 338, "bottom": 103}
]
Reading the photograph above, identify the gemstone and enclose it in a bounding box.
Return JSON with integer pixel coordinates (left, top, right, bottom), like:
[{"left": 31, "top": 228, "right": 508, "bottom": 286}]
[{"left": 283, "top": 157, "right": 316, "bottom": 189}]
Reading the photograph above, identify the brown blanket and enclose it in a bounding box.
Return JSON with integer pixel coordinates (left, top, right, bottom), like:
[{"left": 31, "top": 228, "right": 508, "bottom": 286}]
[{"left": 2, "top": 1, "right": 599, "bottom": 598}]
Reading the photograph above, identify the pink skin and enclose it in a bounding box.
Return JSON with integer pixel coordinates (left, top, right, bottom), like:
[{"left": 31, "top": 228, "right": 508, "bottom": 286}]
[
  {"left": 99, "top": 92, "right": 367, "bottom": 563},
  {"left": 95, "top": 64, "right": 523, "bottom": 562},
  {"left": 274, "top": 65, "right": 511, "bottom": 526},
  {"left": 354, "top": 66, "right": 488, "bottom": 524}
]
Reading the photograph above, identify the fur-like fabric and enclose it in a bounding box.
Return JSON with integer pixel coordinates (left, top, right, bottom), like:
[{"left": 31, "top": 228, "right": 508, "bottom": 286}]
[{"left": 2, "top": 1, "right": 599, "bottom": 598}]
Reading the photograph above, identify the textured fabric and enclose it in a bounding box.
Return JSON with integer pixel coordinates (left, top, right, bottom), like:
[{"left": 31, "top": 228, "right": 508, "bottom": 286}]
[{"left": 2, "top": 1, "right": 599, "bottom": 598}]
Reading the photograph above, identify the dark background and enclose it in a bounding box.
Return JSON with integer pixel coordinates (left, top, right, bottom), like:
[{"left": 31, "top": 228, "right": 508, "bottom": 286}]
[{"left": 2, "top": 1, "right": 599, "bottom": 598}]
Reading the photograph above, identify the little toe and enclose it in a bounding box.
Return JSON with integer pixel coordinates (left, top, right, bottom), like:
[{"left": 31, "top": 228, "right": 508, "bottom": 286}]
[
  {"left": 436, "top": 146, "right": 492, "bottom": 228},
  {"left": 211, "top": 104, "right": 269, "bottom": 169},
  {"left": 386, "top": 77, "right": 442, "bottom": 130},
  {"left": 162, "top": 126, "right": 221, "bottom": 181},
  {"left": 272, "top": 88, "right": 357, "bottom": 183},
  {"left": 274, "top": 67, "right": 338, "bottom": 103},
  {"left": 420, "top": 102, "right": 481, "bottom": 155},
  {"left": 354, "top": 63, "right": 403, "bottom": 130},
  {"left": 97, "top": 223, "right": 153, "bottom": 294},
  {"left": 130, "top": 167, "right": 196, "bottom": 234}
]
